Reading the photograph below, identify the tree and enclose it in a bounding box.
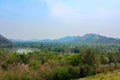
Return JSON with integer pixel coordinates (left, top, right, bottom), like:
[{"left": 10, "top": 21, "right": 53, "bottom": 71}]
[
  {"left": 80, "top": 48, "right": 97, "bottom": 76},
  {"left": 66, "top": 54, "right": 81, "bottom": 66},
  {"left": 82, "top": 48, "right": 96, "bottom": 66}
]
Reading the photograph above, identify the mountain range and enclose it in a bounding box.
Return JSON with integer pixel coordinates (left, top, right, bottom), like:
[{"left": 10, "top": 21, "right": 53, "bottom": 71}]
[
  {"left": 1, "top": 33, "right": 120, "bottom": 46},
  {"left": 14, "top": 33, "right": 120, "bottom": 44}
]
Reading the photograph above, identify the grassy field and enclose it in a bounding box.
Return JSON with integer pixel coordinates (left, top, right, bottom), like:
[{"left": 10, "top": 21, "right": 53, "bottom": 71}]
[{"left": 77, "top": 69, "right": 120, "bottom": 80}]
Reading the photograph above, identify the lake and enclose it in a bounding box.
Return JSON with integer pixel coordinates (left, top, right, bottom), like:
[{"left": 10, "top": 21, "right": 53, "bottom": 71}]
[{"left": 16, "top": 48, "right": 34, "bottom": 53}]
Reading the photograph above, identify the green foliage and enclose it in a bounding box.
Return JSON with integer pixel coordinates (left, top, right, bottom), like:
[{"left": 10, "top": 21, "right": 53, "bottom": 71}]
[
  {"left": 0, "top": 46, "right": 120, "bottom": 80},
  {"left": 69, "top": 66, "right": 80, "bottom": 78},
  {"left": 29, "top": 59, "right": 40, "bottom": 69},
  {"left": 56, "top": 66, "right": 72, "bottom": 80},
  {"left": 100, "top": 55, "right": 109, "bottom": 64},
  {"left": 81, "top": 48, "right": 96, "bottom": 66},
  {"left": 66, "top": 54, "right": 81, "bottom": 66}
]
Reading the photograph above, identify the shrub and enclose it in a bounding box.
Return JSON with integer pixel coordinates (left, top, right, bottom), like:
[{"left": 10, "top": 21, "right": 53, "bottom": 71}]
[{"left": 55, "top": 66, "right": 72, "bottom": 80}]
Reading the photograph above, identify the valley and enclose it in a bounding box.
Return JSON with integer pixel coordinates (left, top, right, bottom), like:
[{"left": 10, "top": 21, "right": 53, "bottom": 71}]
[{"left": 0, "top": 34, "right": 120, "bottom": 80}]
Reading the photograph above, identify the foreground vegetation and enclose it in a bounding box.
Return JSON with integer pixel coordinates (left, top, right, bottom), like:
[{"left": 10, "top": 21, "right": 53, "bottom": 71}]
[
  {"left": 0, "top": 47, "right": 120, "bottom": 80},
  {"left": 79, "top": 69, "right": 120, "bottom": 80}
]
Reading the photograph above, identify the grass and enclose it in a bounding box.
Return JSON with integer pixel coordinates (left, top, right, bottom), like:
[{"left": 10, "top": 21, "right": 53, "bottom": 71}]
[{"left": 77, "top": 69, "right": 120, "bottom": 80}]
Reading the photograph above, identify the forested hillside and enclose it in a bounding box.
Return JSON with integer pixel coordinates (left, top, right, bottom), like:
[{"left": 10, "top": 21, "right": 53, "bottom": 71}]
[{"left": 0, "top": 34, "right": 15, "bottom": 48}]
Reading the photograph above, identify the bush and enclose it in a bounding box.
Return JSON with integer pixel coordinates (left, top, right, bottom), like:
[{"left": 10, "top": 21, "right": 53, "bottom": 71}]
[
  {"left": 69, "top": 66, "right": 80, "bottom": 79},
  {"left": 55, "top": 66, "right": 72, "bottom": 80}
]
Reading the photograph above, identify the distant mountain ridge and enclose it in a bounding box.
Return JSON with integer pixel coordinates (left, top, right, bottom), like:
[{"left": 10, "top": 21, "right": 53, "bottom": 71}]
[
  {"left": 39, "top": 33, "right": 120, "bottom": 44},
  {"left": 14, "top": 33, "right": 120, "bottom": 44},
  {"left": 79, "top": 34, "right": 119, "bottom": 43},
  {"left": 0, "top": 34, "right": 15, "bottom": 48}
]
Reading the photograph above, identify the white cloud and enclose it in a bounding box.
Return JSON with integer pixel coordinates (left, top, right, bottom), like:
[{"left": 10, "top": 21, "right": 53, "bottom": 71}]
[
  {"left": 44, "top": 0, "right": 78, "bottom": 17},
  {"left": 43, "top": 0, "right": 84, "bottom": 24},
  {"left": 42, "top": 0, "right": 120, "bottom": 25}
]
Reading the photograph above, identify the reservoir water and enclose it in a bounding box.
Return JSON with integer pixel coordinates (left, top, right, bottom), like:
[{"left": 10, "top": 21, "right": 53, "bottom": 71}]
[{"left": 16, "top": 48, "right": 33, "bottom": 53}]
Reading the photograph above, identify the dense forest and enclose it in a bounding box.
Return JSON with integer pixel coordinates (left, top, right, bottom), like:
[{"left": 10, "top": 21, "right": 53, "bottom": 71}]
[{"left": 0, "top": 46, "right": 120, "bottom": 80}]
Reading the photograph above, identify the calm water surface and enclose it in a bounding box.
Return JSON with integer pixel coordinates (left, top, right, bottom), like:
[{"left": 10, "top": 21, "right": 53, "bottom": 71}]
[{"left": 16, "top": 48, "right": 34, "bottom": 53}]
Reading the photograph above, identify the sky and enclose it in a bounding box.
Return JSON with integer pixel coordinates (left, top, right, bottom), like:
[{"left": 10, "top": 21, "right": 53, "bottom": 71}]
[{"left": 0, "top": 0, "right": 120, "bottom": 40}]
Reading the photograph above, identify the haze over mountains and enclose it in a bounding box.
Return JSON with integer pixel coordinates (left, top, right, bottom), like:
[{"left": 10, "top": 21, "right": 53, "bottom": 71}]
[{"left": 13, "top": 33, "right": 120, "bottom": 44}]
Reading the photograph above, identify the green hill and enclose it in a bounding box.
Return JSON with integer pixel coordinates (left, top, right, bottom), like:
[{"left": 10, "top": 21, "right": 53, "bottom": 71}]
[
  {"left": 0, "top": 34, "right": 15, "bottom": 48},
  {"left": 78, "top": 69, "right": 120, "bottom": 80}
]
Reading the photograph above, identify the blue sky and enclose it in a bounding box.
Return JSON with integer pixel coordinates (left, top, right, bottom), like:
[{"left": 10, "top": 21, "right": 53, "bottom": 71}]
[{"left": 0, "top": 0, "right": 120, "bottom": 40}]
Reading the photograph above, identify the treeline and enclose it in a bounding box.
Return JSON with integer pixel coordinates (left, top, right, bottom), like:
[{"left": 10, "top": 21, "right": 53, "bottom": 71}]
[
  {"left": 16, "top": 42, "right": 120, "bottom": 54},
  {"left": 0, "top": 48, "right": 120, "bottom": 80}
]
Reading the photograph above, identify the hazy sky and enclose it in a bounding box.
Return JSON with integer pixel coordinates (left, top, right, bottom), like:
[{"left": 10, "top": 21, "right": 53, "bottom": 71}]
[{"left": 0, "top": 0, "right": 120, "bottom": 40}]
